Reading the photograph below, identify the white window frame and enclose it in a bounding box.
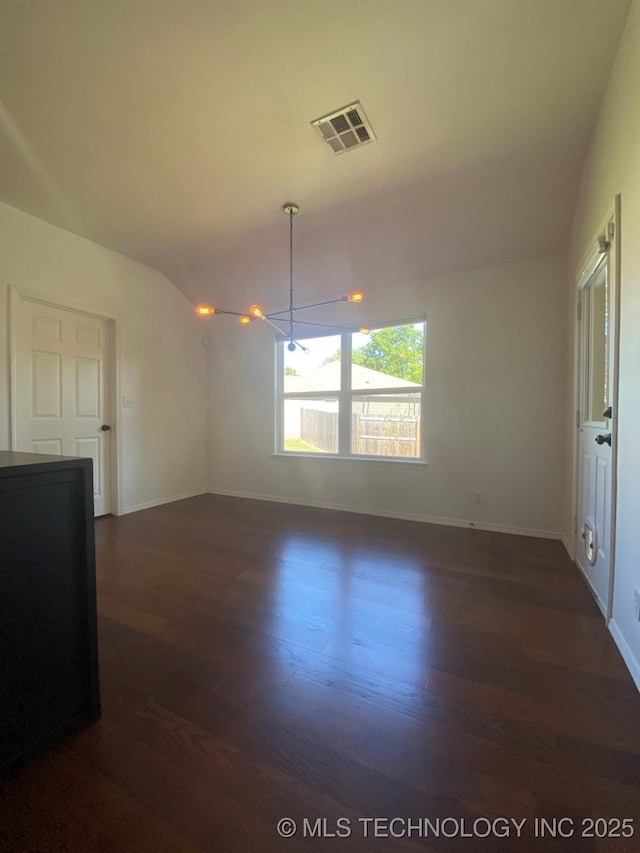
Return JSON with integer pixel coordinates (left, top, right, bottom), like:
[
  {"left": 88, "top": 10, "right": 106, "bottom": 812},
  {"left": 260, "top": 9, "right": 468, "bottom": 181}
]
[{"left": 275, "top": 317, "right": 427, "bottom": 463}]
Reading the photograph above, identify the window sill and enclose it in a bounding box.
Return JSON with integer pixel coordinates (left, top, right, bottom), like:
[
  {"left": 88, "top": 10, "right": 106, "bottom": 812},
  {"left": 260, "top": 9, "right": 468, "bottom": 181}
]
[{"left": 271, "top": 452, "right": 428, "bottom": 468}]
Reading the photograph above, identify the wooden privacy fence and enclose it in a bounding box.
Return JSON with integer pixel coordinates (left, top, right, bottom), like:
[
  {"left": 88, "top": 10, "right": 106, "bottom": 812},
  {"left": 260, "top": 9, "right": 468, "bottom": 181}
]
[
  {"left": 300, "top": 408, "right": 420, "bottom": 457},
  {"left": 354, "top": 413, "right": 420, "bottom": 457},
  {"left": 300, "top": 408, "right": 338, "bottom": 453}
]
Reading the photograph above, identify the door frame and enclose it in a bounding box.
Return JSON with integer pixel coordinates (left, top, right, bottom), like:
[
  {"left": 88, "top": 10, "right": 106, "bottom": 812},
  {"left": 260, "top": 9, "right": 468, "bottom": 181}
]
[
  {"left": 571, "top": 195, "right": 621, "bottom": 621},
  {"left": 8, "top": 284, "right": 122, "bottom": 516}
]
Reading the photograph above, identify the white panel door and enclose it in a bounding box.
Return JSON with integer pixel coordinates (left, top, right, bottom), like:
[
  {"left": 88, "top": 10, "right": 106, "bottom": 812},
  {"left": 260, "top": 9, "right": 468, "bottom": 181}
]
[
  {"left": 576, "top": 253, "right": 613, "bottom": 613},
  {"left": 15, "top": 299, "right": 112, "bottom": 516}
]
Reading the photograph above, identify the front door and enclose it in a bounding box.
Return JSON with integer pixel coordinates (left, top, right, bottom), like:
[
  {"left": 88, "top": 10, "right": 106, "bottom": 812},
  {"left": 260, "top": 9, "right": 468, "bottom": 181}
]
[
  {"left": 575, "top": 219, "right": 617, "bottom": 615},
  {"left": 14, "top": 298, "right": 112, "bottom": 516}
]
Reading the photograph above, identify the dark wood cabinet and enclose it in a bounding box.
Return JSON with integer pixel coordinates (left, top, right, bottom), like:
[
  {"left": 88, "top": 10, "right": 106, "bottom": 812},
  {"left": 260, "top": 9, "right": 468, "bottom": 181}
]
[{"left": 0, "top": 451, "right": 101, "bottom": 773}]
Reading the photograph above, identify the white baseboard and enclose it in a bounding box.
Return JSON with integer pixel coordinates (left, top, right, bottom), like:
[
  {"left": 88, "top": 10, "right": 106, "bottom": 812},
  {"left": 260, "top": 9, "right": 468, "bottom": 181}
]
[
  {"left": 608, "top": 620, "right": 640, "bottom": 693},
  {"left": 208, "top": 488, "right": 561, "bottom": 541},
  {"left": 120, "top": 488, "right": 207, "bottom": 516},
  {"left": 560, "top": 532, "right": 574, "bottom": 560},
  {"left": 574, "top": 558, "right": 607, "bottom": 617}
]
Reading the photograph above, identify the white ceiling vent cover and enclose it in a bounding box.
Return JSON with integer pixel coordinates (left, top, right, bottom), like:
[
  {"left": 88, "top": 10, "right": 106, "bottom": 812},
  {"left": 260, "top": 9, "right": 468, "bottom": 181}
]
[{"left": 311, "top": 102, "right": 376, "bottom": 155}]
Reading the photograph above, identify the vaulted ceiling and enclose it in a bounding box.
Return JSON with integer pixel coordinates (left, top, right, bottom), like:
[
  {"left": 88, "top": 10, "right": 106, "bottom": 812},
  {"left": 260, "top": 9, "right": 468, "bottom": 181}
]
[{"left": 0, "top": 1, "right": 631, "bottom": 307}]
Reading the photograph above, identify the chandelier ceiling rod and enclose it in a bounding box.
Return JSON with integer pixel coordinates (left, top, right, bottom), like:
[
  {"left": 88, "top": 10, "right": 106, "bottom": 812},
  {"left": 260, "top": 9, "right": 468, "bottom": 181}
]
[
  {"left": 196, "top": 203, "right": 364, "bottom": 350},
  {"left": 286, "top": 203, "right": 296, "bottom": 351}
]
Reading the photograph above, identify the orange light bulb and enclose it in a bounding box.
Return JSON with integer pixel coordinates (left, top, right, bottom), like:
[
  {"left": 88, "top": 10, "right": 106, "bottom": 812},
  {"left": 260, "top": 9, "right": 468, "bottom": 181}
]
[
  {"left": 249, "top": 304, "right": 265, "bottom": 318},
  {"left": 196, "top": 305, "right": 215, "bottom": 316},
  {"left": 239, "top": 315, "right": 251, "bottom": 324},
  {"left": 359, "top": 327, "right": 370, "bottom": 334},
  {"left": 347, "top": 291, "right": 364, "bottom": 303}
]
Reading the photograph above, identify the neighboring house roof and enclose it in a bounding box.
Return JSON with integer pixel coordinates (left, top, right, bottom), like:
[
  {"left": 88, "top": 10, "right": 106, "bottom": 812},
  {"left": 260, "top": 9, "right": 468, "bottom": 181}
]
[{"left": 285, "top": 361, "right": 420, "bottom": 394}]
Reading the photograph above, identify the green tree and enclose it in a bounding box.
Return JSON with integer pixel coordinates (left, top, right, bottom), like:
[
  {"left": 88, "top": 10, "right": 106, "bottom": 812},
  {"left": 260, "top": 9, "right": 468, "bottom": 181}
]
[
  {"left": 322, "top": 325, "right": 424, "bottom": 382},
  {"left": 353, "top": 325, "right": 424, "bottom": 382},
  {"left": 284, "top": 366, "right": 298, "bottom": 376}
]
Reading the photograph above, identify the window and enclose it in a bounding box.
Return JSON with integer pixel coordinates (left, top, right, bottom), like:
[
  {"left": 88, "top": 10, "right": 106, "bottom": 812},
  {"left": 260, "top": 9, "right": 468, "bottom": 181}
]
[
  {"left": 277, "top": 320, "right": 426, "bottom": 461},
  {"left": 584, "top": 262, "right": 609, "bottom": 424}
]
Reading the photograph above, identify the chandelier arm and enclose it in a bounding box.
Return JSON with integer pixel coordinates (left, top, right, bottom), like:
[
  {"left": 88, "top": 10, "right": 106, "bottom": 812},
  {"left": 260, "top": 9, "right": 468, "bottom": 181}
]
[
  {"left": 260, "top": 315, "right": 289, "bottom": 335},
  {"left": 265, "top": 296, "right": 348, "bottom": 318},
  {"left": 281, "top": 319, "right": 353, "bottom": 330},
  {"left": 215, "top": 309, "right": 253, "bottom": 318},
  {"left": 291, "top": 297, "right": 350, "bottom": 312}
]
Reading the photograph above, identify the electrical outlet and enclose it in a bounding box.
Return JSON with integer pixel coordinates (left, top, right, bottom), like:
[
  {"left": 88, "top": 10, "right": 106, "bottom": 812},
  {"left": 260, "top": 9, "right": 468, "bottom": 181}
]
[
  {"left": 473, "top": 491, "right": 483, "bottom": 506},
  {"left": 634, "top": 589, "right": 640, "bottom": 622},
  {"left": 123, "top": 395, "right": 135, "bottom": 408}
]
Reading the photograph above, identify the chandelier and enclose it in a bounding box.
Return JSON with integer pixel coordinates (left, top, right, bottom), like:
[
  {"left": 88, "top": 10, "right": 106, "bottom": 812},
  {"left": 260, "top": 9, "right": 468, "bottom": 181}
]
[{"left": 196, "top": 203, "right": 363, "bottom": 351}]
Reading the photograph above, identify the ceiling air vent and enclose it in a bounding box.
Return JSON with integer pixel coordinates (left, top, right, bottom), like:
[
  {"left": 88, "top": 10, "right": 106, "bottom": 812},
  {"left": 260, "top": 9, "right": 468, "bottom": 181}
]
[{"left": 311, "top": 102, "right": 376, "bottom": 156}]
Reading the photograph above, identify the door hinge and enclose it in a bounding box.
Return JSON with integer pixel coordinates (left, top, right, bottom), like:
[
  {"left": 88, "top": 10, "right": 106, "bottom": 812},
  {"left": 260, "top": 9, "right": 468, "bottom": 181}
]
[
  {"left": 577, "top": 301, "right": 582, "bottom": 321},
  {"left": 608, "top": 221, "right": 615, "bottom": 240},
  {"left": 576, "top": 409, "right": 580, "bottom": 428},
  {"left": 573, "top": 516, "right": 578, "bottom": 535}
]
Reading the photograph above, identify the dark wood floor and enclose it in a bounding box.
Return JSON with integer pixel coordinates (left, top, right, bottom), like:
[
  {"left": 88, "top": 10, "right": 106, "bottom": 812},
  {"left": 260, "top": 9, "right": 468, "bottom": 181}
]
[{"left": 2, "top": 495, "right": 639, "bottom": 852}]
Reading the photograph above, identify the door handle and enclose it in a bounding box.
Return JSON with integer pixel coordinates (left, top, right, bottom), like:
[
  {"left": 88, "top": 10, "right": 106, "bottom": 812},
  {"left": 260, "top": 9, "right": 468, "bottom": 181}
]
[
  {"left": 595, "top": 433, "right": 611, "bottom": 446},
  {"left": 101, "top": 424, "right": 111, "bottom": 432},
  {"left": 603, "top": 406, "right": 612, "bottom": 418}
]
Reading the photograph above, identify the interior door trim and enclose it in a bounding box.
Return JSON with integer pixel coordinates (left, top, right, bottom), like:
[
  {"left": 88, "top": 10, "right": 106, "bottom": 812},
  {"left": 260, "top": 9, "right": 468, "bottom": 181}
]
[
  {"left": 8, "top": 284, "right": 122, "bottom": 516},
  {"left": 571, "top": 195, "right": 620, "bottom": 623}
]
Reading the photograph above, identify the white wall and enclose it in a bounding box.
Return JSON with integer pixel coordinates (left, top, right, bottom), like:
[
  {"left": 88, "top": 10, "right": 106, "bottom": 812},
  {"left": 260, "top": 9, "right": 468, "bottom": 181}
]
[
  {"left": 565, "top": 0, "right": 640, "bottom": 688},
  {"left": 208, "top": 254, "right": 566, "bottom": 538},
  {"left": 0, "top": 201, "right": 207, "bottom": 513}
]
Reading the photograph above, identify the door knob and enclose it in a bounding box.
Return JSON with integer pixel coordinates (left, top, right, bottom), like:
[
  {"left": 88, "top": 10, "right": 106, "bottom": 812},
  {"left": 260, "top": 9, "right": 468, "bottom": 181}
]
[
  {"left": 595, "top": 433, "right": 611, "bottom": 446},
  {"left": 101, "top": 424, "right": 111, "bottom": 432}
]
